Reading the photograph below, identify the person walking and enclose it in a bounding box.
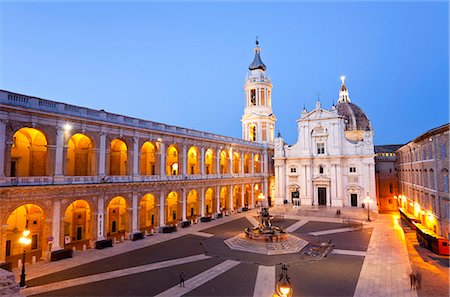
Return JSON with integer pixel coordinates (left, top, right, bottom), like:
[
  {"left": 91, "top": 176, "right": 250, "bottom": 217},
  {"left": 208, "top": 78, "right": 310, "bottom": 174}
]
[
  {"left": 179, "top": 271, "right": 185, "bottom": 288},
  {"left": 415, "top": 270, "right": 421, "bottom": 290},
  {"left": 410, "top": 271, "right": 416, "bottom": 290}
]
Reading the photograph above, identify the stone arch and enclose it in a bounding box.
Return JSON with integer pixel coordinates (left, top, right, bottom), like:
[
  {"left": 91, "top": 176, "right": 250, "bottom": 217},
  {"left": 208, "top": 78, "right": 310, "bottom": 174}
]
[
  {"left": 220, "top": 150, "right": 228, "bottom": 174},
  {"left": 66, "top": 133, "right": 95, "bottom": 176},
  {"left": 254, "top": 154, "right": 261, "bottom": 173},
  {"left": 219, "top": 186, "right": 228, "bottom": 211},
  {"left": 232, "top": 152, "right": 241, "bottom": 173},
  {"left": 244, "top": 153, "right": 251, "bottom": 173},
  {"left": 205, "top": 148, "right": 215, "bottom": 174},
  {"left": 106, "top": 196, "right": 129, "bottom": 241},
  {"left": 140, "top": 141, "right": 158, "bottom": 175},
  {"left": 166, "top": 191, "right": 180, "bottom": 224},
  {"left": 109, "top": 139, "right": 128, "bottom": 175},
  {"left": 187, "top": 189, "right": 199, "bottom": 219},
  {"left": 11, "top": 127, "right": 48, "bottom": 177},
  {"left": 187, "top": 146, "right": 200, "bottom": 175},
  {"left": 139, "top": 194, "right": 158, "bottom": 231},
  {"left": 166, "top": 145, "right": 180, "bottom": 176},
  {"left": 205, "top": 188, "right": 214, "bottom": 215},
  {"left": 233, "top": 185, "right": 241, "bottom": 209},
  {"left": 63, "top": 199, "right": 93, "bottom": 250},
  {"left": 244, "top": 184, "right": 252, "bottom": 207},
  {"left": 5, "top": 204, "right": 46, "bottom": 267}
]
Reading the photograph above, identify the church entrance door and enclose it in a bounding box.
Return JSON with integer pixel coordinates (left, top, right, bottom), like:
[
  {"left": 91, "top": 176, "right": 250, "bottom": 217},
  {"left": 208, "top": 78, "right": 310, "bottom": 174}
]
[
  {"left": 351, "top": 194, "right": 358, "bottom": 207},
  {"left": 318, "top": 187, "right": 327, "bottom": 205}
]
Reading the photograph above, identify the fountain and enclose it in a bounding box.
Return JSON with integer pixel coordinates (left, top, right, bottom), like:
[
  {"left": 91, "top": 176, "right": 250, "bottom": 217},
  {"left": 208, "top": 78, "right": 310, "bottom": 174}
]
[
  {"left": 244, "top": 207, "right": 288, "bottom": 242},
  {"left": 225, "top": 207, "right": 308, "bottom": 255}
]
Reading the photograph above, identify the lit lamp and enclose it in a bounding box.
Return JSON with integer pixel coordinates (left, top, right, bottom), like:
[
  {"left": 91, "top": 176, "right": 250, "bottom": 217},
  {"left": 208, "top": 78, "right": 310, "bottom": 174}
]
[
  {"left": 258, "top": 193, "right": 265, "bottom": 210},
  {"left": 19, "top": 229, "right": 31, "bottom": 288},
  {"left": 364, "top": 195, "right": 372, "bottom": 222},
  {"left": 276, "top": 264, "right": 293, "bottom": 297}
]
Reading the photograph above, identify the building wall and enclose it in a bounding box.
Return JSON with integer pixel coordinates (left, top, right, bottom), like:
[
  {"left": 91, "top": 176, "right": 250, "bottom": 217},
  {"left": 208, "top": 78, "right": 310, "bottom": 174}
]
[
  {"left": 396, "top": 124, "right": 449, "bottom": 239},
  {"left": 375, "top": 152, "right": 399, "bottom": 211},
  {"left": 0, "top": 90, "right": 272, "bottom": 266}
]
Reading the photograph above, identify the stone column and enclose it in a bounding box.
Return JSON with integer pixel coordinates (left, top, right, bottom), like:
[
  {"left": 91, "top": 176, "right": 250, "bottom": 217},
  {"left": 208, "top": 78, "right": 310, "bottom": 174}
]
[
  {"left": 200, "top": 187, "right": 205, "bottom": 217},
  {"left": 229, "top": 185, "right": 234, "bottom": 211},
  {"left": 241, "top": 184, "right": 245, "bottom": 207},
  {"left": 132, "top": 137, "right": 139, "bottom": 178},
  {"left": 241, "top": 151, "right": 245, "bottom": 174},
  {"left": 229, "top": 149, "right": 233, "bottom": 174},
  {"left": 182, "top": 144, "right": 187, "bottom": 176},
  {"left": 159, "top": 141, "right": 166, "bottom": 177},
  {"left": 263, "top": 152, "right": 269, "bottom": 174},
  {"left": 251, "top": 153, "right": 255, "bottom": 174},
  {"left": 97, "top": 195, "right": 105, "bottom": 240},
  {"left": 54, "top": 127, "right": 64, "bottom": 179},
  {"left": 51, "top": 200, "right": 62, "bottom": 251},
  {"left": 251, "top": 184, "right": 254, "bottom": 207},
  {"left": 200, "top": 147, "right": 205, "bottom": 175},
  {"left": 216, "top": 185, "right": 221, "bottom": 214},
  {"left": 131, "top": 192, "right": 139, "bottom": 233},
  {"left": 216, "top": 149, "right": 221, "bottom": 174},
  {"left": 159, "top": 191, "right": 165, "bottom": 227},
  {"left": 99, "top": 132, "right": 106, "bottom": 177},
  {"left": 336, "top": 164, "right": 342, "bottom": 206},
  {"left": 182, "top": 188, "right": 187, "bottom": 221},
  {"left": 0, "top": 120, "right": 6, "bottom": 178}
]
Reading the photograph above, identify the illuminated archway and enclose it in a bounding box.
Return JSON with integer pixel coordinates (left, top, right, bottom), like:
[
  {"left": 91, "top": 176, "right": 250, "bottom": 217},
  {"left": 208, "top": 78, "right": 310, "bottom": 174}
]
[
  {"left": 244, "top": 184, "right": 252, "bottom": 207},
  {"left": 254, "top": 154, "right": 261, "bottom": 173},
  {"left": 205, "top": 188, "right": 214, "bottom": 215},
  {"left": 187, "top": 190, "right": 199, "bottom": 218},
  {"left": 233, "top": 152, "right": 241, "bottom": 173},
  {"left": 109, "top": 139, "right": 127, "bottom": 175},
  {"left": 11, "top": 127, "right": 47, "bottom": 176},
  {"left": 205, "top": 149, "right": 215, "bottom": 174},
  {"left": 140, "top": 194, "right": 157, "bottom": 231},
  {"left": 220, "top": 151, "right": 228, "bottom": 174},
  {"left": 220, "top": 187, "right": 228, "bottom": 211},
  {"left": 64, "top": 200, "right": 92, "bottom": 248},
  {"left": 166, "top": 191, "right": 179, "bottom": 223},
  {"left": 106, "top": 196, "right": 128, "bottom": 239},
  {"left": 67, "top": 133, "right": 94, "bottom": 176},
  {"left": 244, "top": 154, "right": 251, "bottom": 173},
  {"left": 140, "top": 142, "right": 157, "bottom": 175},
  {"left": 166, "top": 145, "right": 179, "bottom": 175},
  {"left": 233, "top": 186, "right": 242, "bottom": 209},
  {"left": 187, "top": 146, "right": 200, "bottom": 175},
  {"left": 5, "top": 204, "right": 45, "bottom": 267}
]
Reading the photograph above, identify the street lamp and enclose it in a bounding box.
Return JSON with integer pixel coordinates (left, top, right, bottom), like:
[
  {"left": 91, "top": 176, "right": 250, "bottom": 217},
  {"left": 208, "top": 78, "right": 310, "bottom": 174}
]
[
  {"left": 364, "top": 195, "right": 372, "bottom": 222},
  {"left": 258, "top": 193, "right": 265, "bottom": 211},
  {"left": 276, "top": 264, "right": 293, "bottom": 297},
  {"left": 19, "top": 229, "right": 31, "bottom": 288}
]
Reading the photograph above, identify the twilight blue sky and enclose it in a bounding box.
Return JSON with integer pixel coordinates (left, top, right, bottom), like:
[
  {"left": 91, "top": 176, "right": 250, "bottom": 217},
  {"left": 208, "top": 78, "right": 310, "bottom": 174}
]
[{"left": 1, "top": 1, "right": 448, "bottom": 145}]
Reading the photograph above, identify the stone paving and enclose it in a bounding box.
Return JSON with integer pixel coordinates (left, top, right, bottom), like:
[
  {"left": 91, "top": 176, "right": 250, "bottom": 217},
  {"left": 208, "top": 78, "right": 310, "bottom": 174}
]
[{"left": 13, "top": 205, "right": 448, "bottom": 297}]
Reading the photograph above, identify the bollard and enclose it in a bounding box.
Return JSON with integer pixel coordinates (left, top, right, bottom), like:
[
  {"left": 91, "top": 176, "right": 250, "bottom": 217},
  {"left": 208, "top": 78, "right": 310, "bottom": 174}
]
[
  {"left": 83, "top": 244, "right": 87, "bottom": 251},
  {"left": 18, "top": 259, "right": 22, "bottom": 268},
  {"left": 114, "top": 237, "right": 117, "bottom": 244},
  {"left": 72, "top": 246, "right": 76, "bottom": 252},
  {"left": 121, "top": 235, "right": 124, "bottom": 242},
  {"left": 151, "top": 228, "right": 154, "bottom": 235},
  {"left": 32, "top": 256, "right": 36, "bottom": 264}
]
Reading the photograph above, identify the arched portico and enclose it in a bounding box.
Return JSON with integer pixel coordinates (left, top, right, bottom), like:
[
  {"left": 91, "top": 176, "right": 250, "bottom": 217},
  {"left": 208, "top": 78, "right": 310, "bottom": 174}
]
[
  {"left": 66, "top": 133, "right": 94, "bottom": 176},
  {"left": 64, "top": 200, "right": 93, "bottom": 250},
  {"left": 139, "top": 194, "right": 158, "bottom": 232},
  {"left": 11, "top": 127, "right": 48, "bottom": 177},
  {"left": 106, "top": 196, "right": 129, "bottom": 241}
]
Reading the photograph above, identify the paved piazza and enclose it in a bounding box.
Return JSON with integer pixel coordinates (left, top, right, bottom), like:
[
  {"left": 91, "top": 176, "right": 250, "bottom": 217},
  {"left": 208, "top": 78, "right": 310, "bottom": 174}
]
[{"left": 17, "top": 207, "right": 423, "bottom": 297}]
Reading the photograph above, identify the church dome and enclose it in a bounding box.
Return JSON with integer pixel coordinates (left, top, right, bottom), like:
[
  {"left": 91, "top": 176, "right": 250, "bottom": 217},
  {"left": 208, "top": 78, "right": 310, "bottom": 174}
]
[
  {"left": 248, "top": 39, "right": 267, "bottom": 71},
  {"left": 336, "top": 102, "right": 372, "bottom": 131},
  {"left": 335, "top": 76, "right": 372, "bottom": 141}
]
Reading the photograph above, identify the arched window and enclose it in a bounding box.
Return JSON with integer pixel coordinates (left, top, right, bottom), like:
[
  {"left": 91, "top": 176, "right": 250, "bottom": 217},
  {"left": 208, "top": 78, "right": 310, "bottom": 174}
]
[
  {"left": 443, "top": 169, "right": 449, "bottom": 193},
  {"left": 109, "top": 139, "right": 127, "bottom": 175},
  {"left": 249, "top": 124, "right": 257, "bottom": 142},
  {"left": 11, "top": 127, "right": 48, "bottom": 177},
  {"left": 67, "top": 133, "right": 94, "bottom": 176},
  {"left": 430, "top": 169, "right": 435, "bottom": 189},
  {"left": 319, "top": 165, "right": 324, "bottom": 174}
]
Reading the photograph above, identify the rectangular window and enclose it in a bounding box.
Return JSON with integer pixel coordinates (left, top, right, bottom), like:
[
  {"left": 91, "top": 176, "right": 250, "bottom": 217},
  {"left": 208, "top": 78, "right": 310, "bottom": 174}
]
[
  {"left": 445, "top": 204, "right": 450, "bottom": 219},
  {"left": 260, "top": 89, "right": 265, "bottom": 106},
  {"left": 389, "top": 183, "right": 393, "bottom": 194},
  {"left": 444, "top": 175, "right": 449, "bottom": 193},
  {"left": 290, "top": 167, "right": 297, "bottom": 173},
  {"left": 430, "top": 172, "right": 435, "bottom": 189},
  {"left": 429, "top": 146, "right": 433, "bottom": 159},
  {"left": 250, "top": 89, "right": 256, "bottom": 105},
  {"left": 317, "top": 143, "right": 325, "bottom": 154},
  {"left": 423, "top": 148, "right": 427, "bottom": 160},
  {"left": 441, "top": 143, "right": 447, "bottom": 159},
  {"left": 349, "top": 167, "right": 356, "bottom": 173}
]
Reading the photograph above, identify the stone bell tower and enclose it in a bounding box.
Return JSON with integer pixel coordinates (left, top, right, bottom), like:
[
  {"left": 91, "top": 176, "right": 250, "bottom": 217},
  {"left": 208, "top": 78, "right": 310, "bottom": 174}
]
[{"left": 241, "top": 39, "right": 276, "bottom": 144}]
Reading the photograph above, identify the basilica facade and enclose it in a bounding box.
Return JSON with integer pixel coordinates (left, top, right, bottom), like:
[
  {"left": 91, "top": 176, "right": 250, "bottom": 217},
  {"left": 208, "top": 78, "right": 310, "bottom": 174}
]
[{"left": 273, "top": 77, "right": 376, "bottom": 208}]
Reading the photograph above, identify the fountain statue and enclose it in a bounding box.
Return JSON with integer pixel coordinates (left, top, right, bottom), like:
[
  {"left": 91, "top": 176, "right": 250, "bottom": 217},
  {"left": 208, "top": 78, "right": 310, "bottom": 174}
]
[{"left": 244, "top": 207, "right": 288, "bottom": 242}]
